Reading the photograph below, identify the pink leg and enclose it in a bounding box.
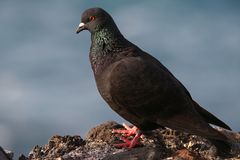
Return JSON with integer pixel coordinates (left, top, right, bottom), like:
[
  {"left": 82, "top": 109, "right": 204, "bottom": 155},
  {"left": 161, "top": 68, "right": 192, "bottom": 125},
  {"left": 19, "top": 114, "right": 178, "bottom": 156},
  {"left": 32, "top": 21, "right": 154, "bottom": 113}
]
[
  {"left": 113, "top": 132, "right": 142, "bottom": 148},
  {"left": 112, "top": 123, "right": 139, "bottom": 136},
  {"left": 112, "top": 123, "right": 142, "bottom": 148}
]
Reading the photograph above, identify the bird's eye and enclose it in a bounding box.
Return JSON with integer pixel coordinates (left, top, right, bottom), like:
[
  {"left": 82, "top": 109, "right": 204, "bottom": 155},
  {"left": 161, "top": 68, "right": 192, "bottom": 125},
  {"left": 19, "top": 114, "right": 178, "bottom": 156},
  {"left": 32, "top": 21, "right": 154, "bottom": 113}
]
[{"left": 88, "top": 16, "right": 95, "bottom": 22}]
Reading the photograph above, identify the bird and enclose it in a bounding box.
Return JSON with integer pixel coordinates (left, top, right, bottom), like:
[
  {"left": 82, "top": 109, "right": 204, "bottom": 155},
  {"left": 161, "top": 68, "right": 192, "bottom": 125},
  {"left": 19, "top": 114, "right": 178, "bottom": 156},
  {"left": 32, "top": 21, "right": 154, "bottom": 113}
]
[{"left": 76, "top": 8, "right": 232, "bottom": 156}]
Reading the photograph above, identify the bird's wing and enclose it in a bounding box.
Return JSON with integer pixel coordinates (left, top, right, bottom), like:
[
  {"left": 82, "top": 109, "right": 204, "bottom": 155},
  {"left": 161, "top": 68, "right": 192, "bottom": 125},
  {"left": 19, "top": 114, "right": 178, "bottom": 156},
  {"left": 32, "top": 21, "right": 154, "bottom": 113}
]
[
  {"left": 109, "top": 55, "right": 191, "bottom": 118},
  {"left": 108, "top": 55, "right": 228, "bottom": 141},
  {"left": 140, "top": 52, "right": 232, "bottom": 131}
]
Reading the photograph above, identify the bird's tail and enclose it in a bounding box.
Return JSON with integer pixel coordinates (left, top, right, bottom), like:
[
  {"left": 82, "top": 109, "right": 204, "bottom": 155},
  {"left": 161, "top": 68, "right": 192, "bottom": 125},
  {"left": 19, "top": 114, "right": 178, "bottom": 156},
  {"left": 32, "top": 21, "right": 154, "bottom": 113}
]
[{"left": 193, "top": 100, "right": 231, "bottom": 130}]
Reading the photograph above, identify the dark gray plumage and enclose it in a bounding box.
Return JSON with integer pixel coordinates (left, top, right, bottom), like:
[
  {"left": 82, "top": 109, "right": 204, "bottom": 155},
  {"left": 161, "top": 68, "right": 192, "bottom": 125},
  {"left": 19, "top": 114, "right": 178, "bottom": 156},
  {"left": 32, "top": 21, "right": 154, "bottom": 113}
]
[{"left": 76, "top": 8, "right": 232, "bottom": 156}]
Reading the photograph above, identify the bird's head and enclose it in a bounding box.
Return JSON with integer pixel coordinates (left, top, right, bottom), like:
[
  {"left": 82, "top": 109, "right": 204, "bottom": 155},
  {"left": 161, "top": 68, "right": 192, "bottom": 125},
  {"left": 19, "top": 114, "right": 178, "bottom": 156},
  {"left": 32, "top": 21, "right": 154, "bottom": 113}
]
[{"left": 76, "top": 8, "right": 114, "bottom": 34}]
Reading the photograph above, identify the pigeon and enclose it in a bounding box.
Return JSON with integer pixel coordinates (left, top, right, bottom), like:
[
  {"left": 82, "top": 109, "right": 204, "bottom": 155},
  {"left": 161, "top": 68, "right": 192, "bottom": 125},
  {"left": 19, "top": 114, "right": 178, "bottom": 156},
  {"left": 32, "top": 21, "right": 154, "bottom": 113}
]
[{"left": 76, "top": 8, "right": 232, "bottom": 156}]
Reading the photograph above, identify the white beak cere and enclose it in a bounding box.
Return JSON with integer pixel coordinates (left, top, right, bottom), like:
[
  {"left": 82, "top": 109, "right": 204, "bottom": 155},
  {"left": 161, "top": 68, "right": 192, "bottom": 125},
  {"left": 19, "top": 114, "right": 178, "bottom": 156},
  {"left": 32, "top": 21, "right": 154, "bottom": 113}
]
[{"left": 79, "top": 22, "right": 85, "bottom": 28}]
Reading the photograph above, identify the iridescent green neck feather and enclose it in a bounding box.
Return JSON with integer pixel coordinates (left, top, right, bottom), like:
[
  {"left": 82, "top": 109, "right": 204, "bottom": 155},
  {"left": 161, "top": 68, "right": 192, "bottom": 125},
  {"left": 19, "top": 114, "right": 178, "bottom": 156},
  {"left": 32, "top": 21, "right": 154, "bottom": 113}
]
[
  {"left": 91, "top": 23, "right": 124, "bottom": 53},
  {"left": 89, "top": 23, "right": 127, "bottom": 74}
]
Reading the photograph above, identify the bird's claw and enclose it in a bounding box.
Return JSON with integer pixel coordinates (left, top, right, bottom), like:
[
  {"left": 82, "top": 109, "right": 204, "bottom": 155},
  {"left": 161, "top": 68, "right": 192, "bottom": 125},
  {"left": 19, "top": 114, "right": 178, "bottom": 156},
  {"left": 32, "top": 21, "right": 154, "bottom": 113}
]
[
  {"left": 113, "top": 137, "right": 142, "bottom": 148},
  {"left": 112, "top": 123, "right": 139, "bottom": 137},
  {"left": 112, "top": 123, "right": 142, "bottom": 148}
]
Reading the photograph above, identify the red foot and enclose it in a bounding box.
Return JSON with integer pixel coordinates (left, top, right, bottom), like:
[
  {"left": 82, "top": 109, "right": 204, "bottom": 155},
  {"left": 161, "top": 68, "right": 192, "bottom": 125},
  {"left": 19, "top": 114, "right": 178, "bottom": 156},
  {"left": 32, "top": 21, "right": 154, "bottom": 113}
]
[
  {"left": 113, "top": 134, "right": 142, "bottom": 148},
  {"left": 112, "top": 123, "right": 138, "bottom": 137},
  {"left": 112, "top": 123, "right": 142, "bottom": 148}
]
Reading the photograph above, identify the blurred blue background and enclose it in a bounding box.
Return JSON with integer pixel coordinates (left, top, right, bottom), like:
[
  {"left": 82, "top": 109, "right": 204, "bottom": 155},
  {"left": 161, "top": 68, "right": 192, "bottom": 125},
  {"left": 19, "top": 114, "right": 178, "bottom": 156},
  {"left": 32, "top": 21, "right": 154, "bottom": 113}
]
[{"left": 0, "top": 0, "right": 239, "bottom": 157}]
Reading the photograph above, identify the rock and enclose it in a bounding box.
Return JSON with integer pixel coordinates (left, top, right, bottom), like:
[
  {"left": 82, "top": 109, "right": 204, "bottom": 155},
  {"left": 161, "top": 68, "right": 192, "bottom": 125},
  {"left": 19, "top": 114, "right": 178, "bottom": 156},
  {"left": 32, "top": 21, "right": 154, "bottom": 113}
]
[
  {"left": 0, "top": 146, "right": 12, "bottom": 160},
  {"left": 85, "top": 121, "right": 123, "bottom": 144},
  {"left": 28, "top": 135, "right": 84, "bottom": 159},
  {"left": 103, "top": 147, "right": 166, "bottom": 160},
  {"left": 24, "top": 121, "right": 240, "bottom": 160},
  {"left": 172, "top": 149, "right": 205, "bottom": 160},
  {"left": 4, "top": 149, "right": 14, "bottom": 159},
  {"left": 18, "top": 154, "right": 28, "bottom": 160}
]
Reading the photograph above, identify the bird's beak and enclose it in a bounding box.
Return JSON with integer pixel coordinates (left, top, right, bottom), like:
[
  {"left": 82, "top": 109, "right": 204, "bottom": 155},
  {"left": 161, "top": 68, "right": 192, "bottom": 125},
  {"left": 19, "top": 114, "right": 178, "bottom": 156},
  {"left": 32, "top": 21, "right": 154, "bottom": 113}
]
[{"left": 76, "top": 22, "right": 85, "bottom": 34}]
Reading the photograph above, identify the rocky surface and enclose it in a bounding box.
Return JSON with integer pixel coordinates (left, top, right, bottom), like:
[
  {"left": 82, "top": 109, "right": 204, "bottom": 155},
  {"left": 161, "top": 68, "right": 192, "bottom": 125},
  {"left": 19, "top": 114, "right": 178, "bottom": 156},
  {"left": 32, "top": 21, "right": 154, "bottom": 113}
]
[
  {"left": 18, "top": 121, "right": 240, "bottom": 160},
  {"left": 0, "top": 147, "right": 14, "bottom": 160}
]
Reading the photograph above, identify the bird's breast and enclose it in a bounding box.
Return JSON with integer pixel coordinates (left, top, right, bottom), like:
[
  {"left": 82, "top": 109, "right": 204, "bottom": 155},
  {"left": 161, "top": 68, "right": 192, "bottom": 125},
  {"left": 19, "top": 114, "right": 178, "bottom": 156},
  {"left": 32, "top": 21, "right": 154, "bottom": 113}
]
[{"left": 93, "top": 61, "right": 120, "bottom": 103}]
